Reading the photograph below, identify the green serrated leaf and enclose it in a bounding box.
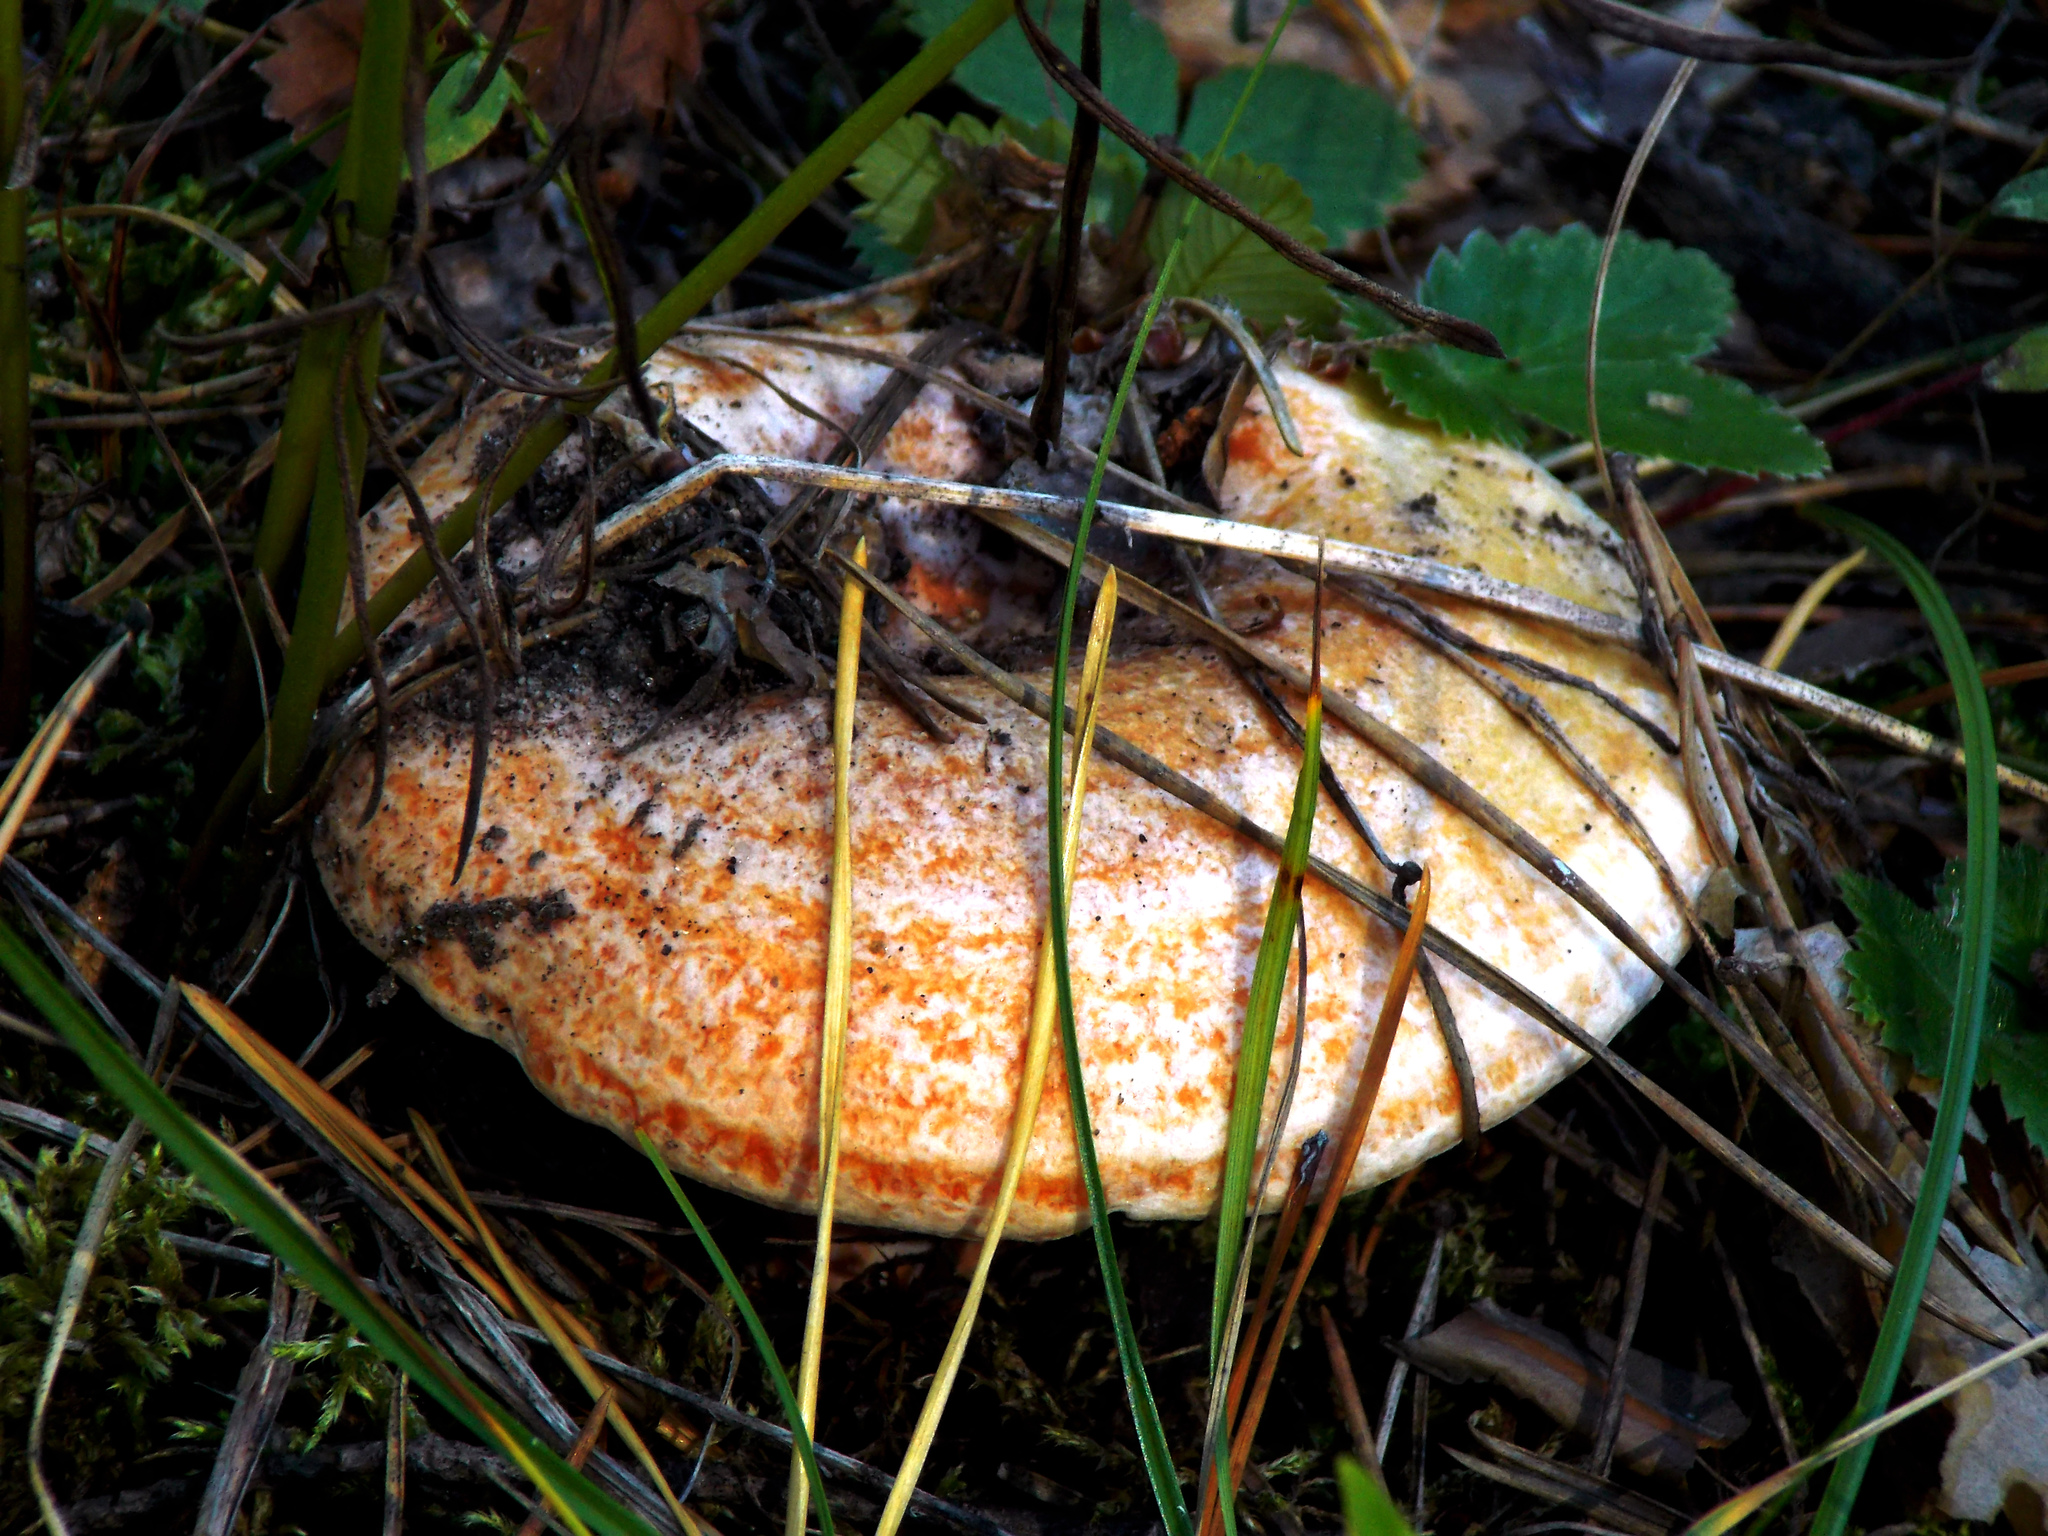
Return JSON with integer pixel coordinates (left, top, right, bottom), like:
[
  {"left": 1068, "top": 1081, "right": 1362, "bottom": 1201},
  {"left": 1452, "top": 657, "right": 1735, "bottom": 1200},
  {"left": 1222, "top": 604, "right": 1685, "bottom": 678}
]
[
  {"left": 424, "top": 53, "right": 515, "bottom": 172},
  {"left": 1985, "top": 327, "right": 2048, "bottom": 393},
  {"left": 1837, "top": 872, "right": 1996, "bottom": 1067},
  {"left": 1181, "top": 65, "right": 1422, "bottom": 237},
  {"left": 1147, "top": 154, "right": 1337, "bottom": 331},
  {"left": 905, "top": 0, "right": 1180, "bottom": 137},
  {"left": 1370, "top": 225, "right": 1829, "bottom": 476},
  {"left": 1839, "top": 865, "right": 2048, "bottom": 1152},
  {"left": 1992, "top": 168, "right": 2048, "bottom": 222},
  {"left": 846, "top": 112, "right": 997, "bottom": 255},
  {"left": 1938, "top": 842, "right": 2048, "bottom": 1001},
  {"left": 843, "top": 219, "right": 916, "bottom": 277}
]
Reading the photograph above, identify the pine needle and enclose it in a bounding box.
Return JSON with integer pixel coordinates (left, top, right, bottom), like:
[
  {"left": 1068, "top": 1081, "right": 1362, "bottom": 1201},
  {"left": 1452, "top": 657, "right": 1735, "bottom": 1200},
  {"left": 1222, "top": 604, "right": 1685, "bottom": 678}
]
[
  {"left": 414, "top": 1116, "right": 701, "bottom": 1536},
  {"left": 787, "top": 537, "right": 867, "bottom": 1536},
  {"left": 872, "top": 569, "right": 1122, "bottom": 1536}
]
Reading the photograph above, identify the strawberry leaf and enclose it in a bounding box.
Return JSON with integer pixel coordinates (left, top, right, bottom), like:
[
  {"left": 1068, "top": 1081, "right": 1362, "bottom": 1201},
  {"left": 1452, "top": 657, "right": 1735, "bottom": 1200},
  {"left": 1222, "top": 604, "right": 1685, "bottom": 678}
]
[
  {"left": 904, "top": 0, "right": 1180, "bottom": 137},
  {"left": 1148, "top": 154, "right": 1338, "bottom": 331},
  {"left": 1840, "top": 856, "right": 2048, "bottom": 1154},
  {"left": 1369, "top": 226, "right": 1828, "bottom": 476},
  {"left": 845, "top": 112, "right": 998, "bottom": 256},
  {"left": 1181, "top": 64, "right": 1422, "bottom": 239}
]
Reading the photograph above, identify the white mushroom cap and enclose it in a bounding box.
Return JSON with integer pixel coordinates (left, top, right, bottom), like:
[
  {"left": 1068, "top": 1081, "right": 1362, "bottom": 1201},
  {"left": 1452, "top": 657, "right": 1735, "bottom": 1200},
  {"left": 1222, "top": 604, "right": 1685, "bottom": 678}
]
[{"left": 313, "top": 333, "right": 1712, "bottom": 1237}]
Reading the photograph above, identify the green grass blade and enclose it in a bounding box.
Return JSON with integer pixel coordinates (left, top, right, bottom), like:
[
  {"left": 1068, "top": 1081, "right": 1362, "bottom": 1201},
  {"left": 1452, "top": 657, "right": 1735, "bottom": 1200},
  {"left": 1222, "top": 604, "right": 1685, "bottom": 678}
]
[
  {"left": 257, "top": 0, "right": 411, "bottom": 813},
  {"left": 1804, "top": 508, "right": 2000, "bottom": 1535},
  {"left": 1039, "top": 11, "right": 1303, "bottom": 1535},
  {"left": 638, "top": 1134, "right": 835, "bottom": 1536},
  {"left": 0, "top": 921, "right": 659, "bottom": 1536},
  {"left": 1337, "top": 1455, "right": 1414, "bottom": 1536},
  {"left": 0, "top": 0, "right": 31, "bottom": 748},
  {"left": 1209, "top": 687, "right": 1320, "bottom": 1372}
]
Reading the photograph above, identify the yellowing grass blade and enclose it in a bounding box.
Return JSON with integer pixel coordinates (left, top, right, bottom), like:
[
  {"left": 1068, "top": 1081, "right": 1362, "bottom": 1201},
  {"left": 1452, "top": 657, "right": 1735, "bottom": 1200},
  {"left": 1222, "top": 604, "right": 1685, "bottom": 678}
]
[
  {"left": 872, "top": 568, "right": 1122, "bottom": 1536},
  {"left": 0, "top": 636, "right": 129, "bottom": 867},
  {"left": 1202, "top": 548, "right": 1325, "bottom": 1536},
  {"left": 413, "top": 1115, "right": 702, "bottom": 1536},
  {"left": 788, "top": 537, "right": 866, "bottom": 1536},
  {"left": 183, "top": 985, "right": 524, "bottom": 1319},
  {"left": 1686, "top": 1323, "right": 2048, "bottom": 1534}
]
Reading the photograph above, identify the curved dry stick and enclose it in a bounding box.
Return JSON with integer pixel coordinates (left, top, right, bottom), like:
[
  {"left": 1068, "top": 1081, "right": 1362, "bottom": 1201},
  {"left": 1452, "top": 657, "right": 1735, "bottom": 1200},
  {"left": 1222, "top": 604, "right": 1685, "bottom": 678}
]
[
  {"left": 356, "top": 371, "right": 498, "bottom": 883},
  {"left": 454, "top": 0, "right": 531, "bottom": 113},
  {"left": 1556, "top": 0, "right": 1972, "bottom": 75},
  {"left": 155, "top": 290, "right": 396, "bottom": 353},
  {"left": 418, "top": 258, "right": 612, "bottom": 401},
  {"left": 1031, "top": 0, "right": 1103, "bottom": 461},
  {"left": 1009, "top": 3, "right": 1501, "bottom": 357},
  {"left": 571, "top": 137, "right": 662, "bottom": 440}
]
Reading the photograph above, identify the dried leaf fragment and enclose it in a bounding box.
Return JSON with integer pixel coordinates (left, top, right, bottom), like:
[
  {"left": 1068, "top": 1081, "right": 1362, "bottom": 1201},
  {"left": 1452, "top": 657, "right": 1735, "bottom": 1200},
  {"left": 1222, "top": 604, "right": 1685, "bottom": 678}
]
[
  {"left": 257, "top": 0, "right": 709, "bottom": 164},
  {"left": 1393, "top": 1299, "right": 1749, "bottom": 1478}
]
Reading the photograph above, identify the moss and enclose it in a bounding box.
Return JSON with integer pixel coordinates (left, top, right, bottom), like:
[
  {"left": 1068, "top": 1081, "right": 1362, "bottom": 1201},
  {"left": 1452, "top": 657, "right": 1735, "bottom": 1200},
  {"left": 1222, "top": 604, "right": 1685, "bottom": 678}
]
[{"left": 0, "top": 1132, "right": 260, "bottom": 1526}]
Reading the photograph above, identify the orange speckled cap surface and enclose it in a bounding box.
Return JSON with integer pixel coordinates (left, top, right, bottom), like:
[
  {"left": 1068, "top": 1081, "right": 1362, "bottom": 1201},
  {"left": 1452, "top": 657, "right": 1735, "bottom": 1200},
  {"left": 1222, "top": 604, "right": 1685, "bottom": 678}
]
[{"left": 313, "top": 334, "right": 1712, "bottom": 1238}]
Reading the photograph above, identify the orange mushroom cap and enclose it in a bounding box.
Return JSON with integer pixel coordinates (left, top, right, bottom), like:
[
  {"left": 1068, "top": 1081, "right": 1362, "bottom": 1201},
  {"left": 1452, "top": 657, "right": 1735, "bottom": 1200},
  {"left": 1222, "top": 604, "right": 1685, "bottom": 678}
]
[{"left": 314, "top": 329, "right": 1712, "bottom": 1237}]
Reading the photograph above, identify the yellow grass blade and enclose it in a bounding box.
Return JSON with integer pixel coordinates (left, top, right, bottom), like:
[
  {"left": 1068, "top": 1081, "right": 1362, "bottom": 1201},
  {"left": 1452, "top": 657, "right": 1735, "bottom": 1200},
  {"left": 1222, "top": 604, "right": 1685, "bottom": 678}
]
[
  {"left": 787, "top": 537, "right": 867, "bottom": 1536},
  {"left": 413, "top": 1116, "right": 702, "bottom": 1536},
  {"left": 0, "top": 636, "right": 129, "bottom": 865},
  {"left": 182, "top": 985, "right": 525, "bottom": 1318},
  {"left": 873, "top": 569, "right": 1122, "bottom": 1536},
  {"left": 1686, "top": 1323, "right": 2048, "bottom": 1533}
]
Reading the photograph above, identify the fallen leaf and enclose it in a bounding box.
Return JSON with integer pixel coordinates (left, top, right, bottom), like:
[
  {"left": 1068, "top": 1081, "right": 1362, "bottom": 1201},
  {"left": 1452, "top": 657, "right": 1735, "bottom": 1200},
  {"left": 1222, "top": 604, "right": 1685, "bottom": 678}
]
[
  {"left": 257, "top": 0, "right": 708, "bottom": 164},
  {"left": 254, "top": 0, "right": 365, "bottom": 164},
  {"left": 1393, "top": 1299, "right": 1749, "bottom": 1478},
  {"left": 1896, "top": 1150, "right": 2048, "bottom": 1527},
  {"left": 472, "top": 0, "right": 709, "bottom": 128}
]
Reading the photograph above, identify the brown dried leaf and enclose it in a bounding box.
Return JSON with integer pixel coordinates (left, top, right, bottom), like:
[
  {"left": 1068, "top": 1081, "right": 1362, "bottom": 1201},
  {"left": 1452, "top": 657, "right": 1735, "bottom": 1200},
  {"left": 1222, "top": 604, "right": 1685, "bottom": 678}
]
[
  {"left": 1393, "top": 1299, "right": 1749, "bottom": 1478},
  {"left": 256, "top": 0, "right": 707, "bottom": 164},
  {"left": 473, "top": 0, "right": 709, "bottom": 128},
  {"left": 254, "top": 0, "right": 365, "bottom": 164}
]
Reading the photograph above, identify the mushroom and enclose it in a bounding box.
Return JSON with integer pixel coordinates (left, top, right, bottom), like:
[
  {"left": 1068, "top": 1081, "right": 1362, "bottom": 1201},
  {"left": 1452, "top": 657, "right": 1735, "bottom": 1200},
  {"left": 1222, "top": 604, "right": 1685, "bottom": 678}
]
[{"left": 313, "top": 325, "right": 1713, "bottom": 1238}]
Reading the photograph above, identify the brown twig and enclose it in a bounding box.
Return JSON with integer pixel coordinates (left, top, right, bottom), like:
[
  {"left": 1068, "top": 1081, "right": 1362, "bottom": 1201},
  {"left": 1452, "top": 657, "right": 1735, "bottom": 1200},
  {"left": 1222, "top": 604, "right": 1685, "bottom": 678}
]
[
  {"left": 1031, "top": 0, "right": 1102, "bottom": 462},
  {"left": 1711, "top": 1232, "right": 1801, "bottom": 1472},
  {"left": 513, "top": 1386, "right": 612, "bottom": 1536},
  {"left": 194, "top": 1271, "right": 317, "bottom": 1536},
  {"left": 1555, "top": 0, "right": 1970, "bottom": 74},
  {"left": 1009, "top": 3, "right": 1501, "bottom": 356},
  {"left": 1590, "top": 1145, "right": 1669, "bottom": 1477},
  {"left": 355, "top": 370, "right": 497, "bottom": 882},
  {"left": 336, "top": 335, "right": 395, "bottom": 827},
  {"left": 1318, "top": 1307, "right": 1387, "bottom": 1493}
]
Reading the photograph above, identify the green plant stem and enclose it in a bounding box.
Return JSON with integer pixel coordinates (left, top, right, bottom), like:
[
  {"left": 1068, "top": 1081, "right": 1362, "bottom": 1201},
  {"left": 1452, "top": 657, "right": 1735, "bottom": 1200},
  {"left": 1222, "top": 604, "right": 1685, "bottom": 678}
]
[
  {"left": 1807, "top": 508, "right": 1999, "bottom": 1534},
  {"left": 255, "top": 0, "right": 411, "bottom": 817},
  {"left": 0, "top": 0, "right": 31, "bottom": 748},
  {"left": 323, "top": 0, "right": 1014, "bottom": 690},
  {"left": 1039, "top": 11, "right": 1298, "bottom": 1533},
  {"left": 0, "top": 925, "right": 661, "bottom": 1536},
  {"left": 638, "top": 1135, "right": 835, "bottom": 1536}
]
